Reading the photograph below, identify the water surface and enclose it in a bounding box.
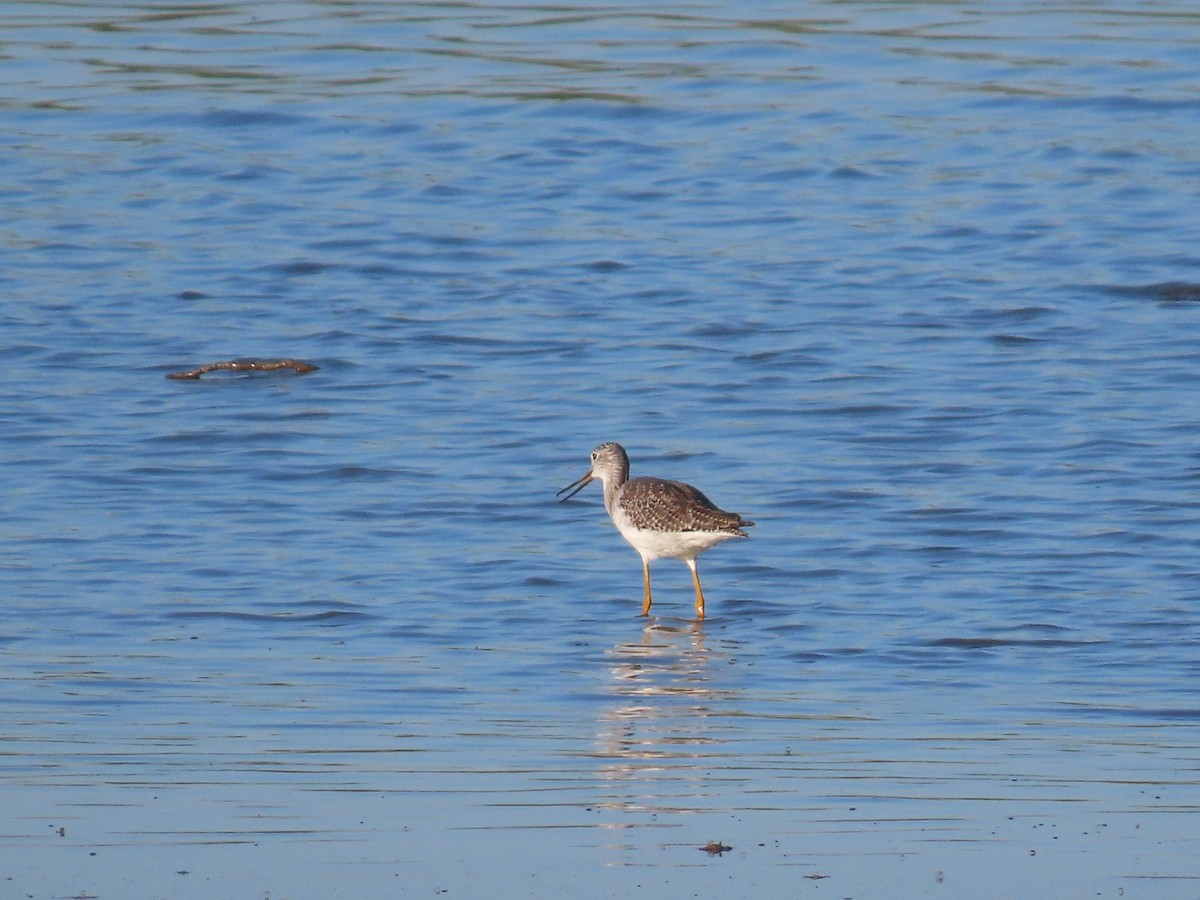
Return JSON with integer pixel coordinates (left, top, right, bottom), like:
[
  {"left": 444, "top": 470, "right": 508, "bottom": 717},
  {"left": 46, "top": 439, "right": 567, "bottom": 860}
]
[{"left": 3, "top": 2, "right": 1200, "bottom": 897}]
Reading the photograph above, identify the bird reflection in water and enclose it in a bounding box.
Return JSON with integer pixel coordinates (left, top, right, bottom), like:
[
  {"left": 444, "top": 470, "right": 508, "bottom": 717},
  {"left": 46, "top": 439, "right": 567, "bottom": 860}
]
[{"left": 590, "top": 621, "right": 741, "bottom": 825}]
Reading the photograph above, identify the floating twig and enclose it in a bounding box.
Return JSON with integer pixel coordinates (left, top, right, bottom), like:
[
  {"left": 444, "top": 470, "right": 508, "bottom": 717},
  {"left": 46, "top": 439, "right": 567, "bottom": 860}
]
[{"left": 166, "top": 358, "right": 318, "bottom": 380}]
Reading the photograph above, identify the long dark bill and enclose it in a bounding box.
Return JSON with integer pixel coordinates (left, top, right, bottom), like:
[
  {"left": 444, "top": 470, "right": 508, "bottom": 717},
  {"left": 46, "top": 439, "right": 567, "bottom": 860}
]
[{"left": 556, "top": 471, "right": 594, "bottom": 502}]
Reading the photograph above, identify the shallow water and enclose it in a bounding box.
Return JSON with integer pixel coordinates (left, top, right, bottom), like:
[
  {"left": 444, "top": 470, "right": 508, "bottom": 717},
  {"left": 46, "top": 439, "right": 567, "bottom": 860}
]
[{"left": 3, "top": 2, "right": 1200, "bottom": 897}]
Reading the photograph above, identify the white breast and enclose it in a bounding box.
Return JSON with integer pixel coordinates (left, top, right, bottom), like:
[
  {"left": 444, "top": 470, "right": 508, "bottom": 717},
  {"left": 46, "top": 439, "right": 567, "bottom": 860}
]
[{"left": 610, "top": 506, "right": 738, "bottom": 562}]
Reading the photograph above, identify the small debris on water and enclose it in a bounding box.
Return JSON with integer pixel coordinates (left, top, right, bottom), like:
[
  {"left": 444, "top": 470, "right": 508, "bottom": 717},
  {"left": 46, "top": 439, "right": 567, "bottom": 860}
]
[{"left": 165, "top": 358, "right": 318, "bottom": 380}]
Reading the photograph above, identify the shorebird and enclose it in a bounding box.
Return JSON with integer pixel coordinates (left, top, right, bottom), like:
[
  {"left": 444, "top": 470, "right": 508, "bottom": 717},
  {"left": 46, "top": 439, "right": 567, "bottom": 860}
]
[{"left": 557, "top": 442, "right": 754, "bottom": 620}]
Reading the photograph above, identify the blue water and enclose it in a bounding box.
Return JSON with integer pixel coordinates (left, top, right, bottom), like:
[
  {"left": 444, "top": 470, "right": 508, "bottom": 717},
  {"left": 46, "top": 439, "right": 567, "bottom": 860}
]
[{"left": 3, "top": 2, "right": 1200, "bottom": 897}]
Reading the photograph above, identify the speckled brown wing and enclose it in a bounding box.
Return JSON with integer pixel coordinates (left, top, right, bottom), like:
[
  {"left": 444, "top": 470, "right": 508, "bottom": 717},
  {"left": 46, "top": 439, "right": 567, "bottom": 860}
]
[{"left": 619, "top": 477, "right": 754, "bottom": 535}]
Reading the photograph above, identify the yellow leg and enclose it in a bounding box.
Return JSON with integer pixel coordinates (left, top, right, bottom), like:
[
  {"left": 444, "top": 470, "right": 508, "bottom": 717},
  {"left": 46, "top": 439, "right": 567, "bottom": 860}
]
[
  {"left": 687, "top": 559, "right": 705, "bottom": 621},
  {"left": 640, "top": 558, "right": 653, "bottom": 616}
]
